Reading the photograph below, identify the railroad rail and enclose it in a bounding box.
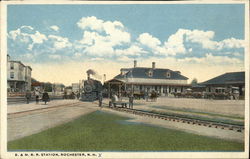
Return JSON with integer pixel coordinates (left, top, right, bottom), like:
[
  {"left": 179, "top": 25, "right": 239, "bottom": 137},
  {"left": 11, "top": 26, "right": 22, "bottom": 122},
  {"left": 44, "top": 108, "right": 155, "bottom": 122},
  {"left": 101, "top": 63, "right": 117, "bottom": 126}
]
[
  {"left": 7, "top": 96, "right": 64, "bottom": 104},
  {"left": 8, "top": 101, "right": 82, "bottom": 118},
  {"left": 109, "top": 107, "right": 244, "bottom": 133}
]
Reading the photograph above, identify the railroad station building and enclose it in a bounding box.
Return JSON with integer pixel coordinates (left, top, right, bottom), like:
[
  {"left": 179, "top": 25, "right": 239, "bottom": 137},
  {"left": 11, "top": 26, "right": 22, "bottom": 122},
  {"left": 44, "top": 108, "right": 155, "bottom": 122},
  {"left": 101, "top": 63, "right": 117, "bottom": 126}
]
[
  {"left": 105, "top": 60, "right": 190, "bottom": 97},
  {"left": 7, "top": 55, "right": 32, "bottom": 93},
  {"left": 201, "top": 71, "right": 245, "bottom": 97}
]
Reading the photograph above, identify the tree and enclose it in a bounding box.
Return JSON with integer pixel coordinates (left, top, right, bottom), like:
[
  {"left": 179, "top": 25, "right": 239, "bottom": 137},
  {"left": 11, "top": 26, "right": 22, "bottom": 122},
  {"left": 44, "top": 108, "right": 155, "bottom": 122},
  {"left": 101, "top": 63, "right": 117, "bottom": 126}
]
[
  {"left": 191, "top": 78, "right": 198, "bottom": 86},
  {"left": 42, "top": 82, "right": 53, "bottom": 92}
]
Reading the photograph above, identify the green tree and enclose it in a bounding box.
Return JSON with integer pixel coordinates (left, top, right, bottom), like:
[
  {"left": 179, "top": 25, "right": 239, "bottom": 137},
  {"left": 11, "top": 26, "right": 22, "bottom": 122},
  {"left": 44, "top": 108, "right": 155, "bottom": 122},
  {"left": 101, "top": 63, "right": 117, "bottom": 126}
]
[{"left": 191, "top": 78, "right": 198, "bottom": 86}]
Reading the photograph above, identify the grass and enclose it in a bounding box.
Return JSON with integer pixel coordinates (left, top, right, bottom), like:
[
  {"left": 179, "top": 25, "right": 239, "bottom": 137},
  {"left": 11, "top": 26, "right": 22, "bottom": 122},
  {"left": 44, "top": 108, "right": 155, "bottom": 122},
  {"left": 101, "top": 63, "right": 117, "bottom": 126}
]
[{"left": 8, "top": 111, "right": 244, "bottom": 151}]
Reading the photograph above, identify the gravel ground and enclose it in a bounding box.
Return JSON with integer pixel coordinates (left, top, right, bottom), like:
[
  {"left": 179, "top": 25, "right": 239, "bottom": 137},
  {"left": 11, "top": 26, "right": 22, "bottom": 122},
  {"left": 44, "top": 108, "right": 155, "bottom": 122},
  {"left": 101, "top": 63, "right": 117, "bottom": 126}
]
[
  {"left": 7, "top": 101, "right": 99, "bottom": 141},
  {"left": 133, "top": 97, "right": 245, "bottom": 117}
]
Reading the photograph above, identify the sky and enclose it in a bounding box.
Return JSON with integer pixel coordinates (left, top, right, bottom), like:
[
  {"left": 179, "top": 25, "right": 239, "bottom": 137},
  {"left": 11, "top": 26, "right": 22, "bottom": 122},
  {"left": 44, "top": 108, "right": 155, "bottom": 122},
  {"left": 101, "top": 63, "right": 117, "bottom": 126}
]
[{"left": 7, "top": 4, "right": 245, "bottom": 86}]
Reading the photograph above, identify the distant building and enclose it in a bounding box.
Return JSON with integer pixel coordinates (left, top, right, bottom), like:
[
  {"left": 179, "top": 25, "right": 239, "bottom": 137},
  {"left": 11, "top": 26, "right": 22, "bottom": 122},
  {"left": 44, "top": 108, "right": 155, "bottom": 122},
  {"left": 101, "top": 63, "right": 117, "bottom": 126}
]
[
  {"left": 53, "top": 83, "right": 65, "bottom": 95},
  {"left": 201, "top": 71, "right": 245, "bottom": 97},
  {"left": 105, "top": 60, "right": 190, "bottom": 96},
  {"left": 7, "top": 55, "right": 32, "bottom": 92},
  {"left": 72, "top": 83, "right": 80, "bottom": 93}
]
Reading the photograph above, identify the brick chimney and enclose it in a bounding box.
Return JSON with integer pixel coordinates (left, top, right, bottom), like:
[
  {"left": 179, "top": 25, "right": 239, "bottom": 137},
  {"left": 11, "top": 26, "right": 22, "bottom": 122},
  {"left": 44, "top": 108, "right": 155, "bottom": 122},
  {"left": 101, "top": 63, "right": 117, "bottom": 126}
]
[
  {"left": 152, "top": 62, "right": 156, "bottom": 69},
  {"left": 134, "top": 60, "right": 137, "bottom": 68}
]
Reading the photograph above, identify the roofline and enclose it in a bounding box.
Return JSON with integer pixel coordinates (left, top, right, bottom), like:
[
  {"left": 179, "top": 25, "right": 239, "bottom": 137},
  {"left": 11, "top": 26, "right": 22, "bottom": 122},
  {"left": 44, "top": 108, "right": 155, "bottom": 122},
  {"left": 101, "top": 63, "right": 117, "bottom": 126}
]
[
  {"left": 120, "top": 67, "right": 174, "bottom": 70},
  {"left": 104, "top": 78, "right": 125, "bottom": 83},
  {"left": 201, "top": 82, "right": 245, "bottom": 85},
  {"left": 9, "top": 60, "right": 26, "bottom": 67},
  {"left": 26, "top": 66, "right": 32, "bottom": 71},
  {"left": 123, "top": 82, "right": 191, "bottom": 86},
  {"left": 201, "top": 71, "right": 245, "bottom": 83}
]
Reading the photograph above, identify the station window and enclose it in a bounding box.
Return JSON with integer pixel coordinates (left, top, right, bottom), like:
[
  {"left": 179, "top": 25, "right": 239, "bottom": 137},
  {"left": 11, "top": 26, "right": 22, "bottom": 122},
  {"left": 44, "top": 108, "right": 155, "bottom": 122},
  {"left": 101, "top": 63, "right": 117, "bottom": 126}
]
[
  {"left": 10, "top": 72, "right": 14, "bottom": 79},
  {"left": 10, "top": 63, "right": 14, "bottom": 69},
  {"left": 166, "top": 72, "right": 171, "bottom": 78}
]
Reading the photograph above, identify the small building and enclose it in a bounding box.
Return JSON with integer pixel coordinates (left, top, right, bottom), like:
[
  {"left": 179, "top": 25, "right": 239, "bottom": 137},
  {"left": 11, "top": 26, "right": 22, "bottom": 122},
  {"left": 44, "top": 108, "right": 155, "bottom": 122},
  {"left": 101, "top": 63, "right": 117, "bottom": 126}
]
[
  {"left": 52, "top": 83, "right": 65, "bottom": 95},
  {"left": 7, "top": 55, "right": 32, "bottom": 92},
  {"left": 201, "top": 71, "right": 245, "bottom": 97},
  {"left": 72, "top": 83, "right": 80, "bottom": 93},
  {"left": 105, "top": 61, "right": 190, "bottom": 97}
]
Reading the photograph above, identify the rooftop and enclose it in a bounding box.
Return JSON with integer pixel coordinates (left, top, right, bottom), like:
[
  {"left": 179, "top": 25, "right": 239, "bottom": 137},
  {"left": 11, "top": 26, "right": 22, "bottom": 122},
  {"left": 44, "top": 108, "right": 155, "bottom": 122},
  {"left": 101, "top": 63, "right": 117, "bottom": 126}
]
[
  {"left": 201, "top": 71, "right": 245, "bottom": 85},
  {"left": 115, "top": 67, "right": 188, "bottom": 80}
]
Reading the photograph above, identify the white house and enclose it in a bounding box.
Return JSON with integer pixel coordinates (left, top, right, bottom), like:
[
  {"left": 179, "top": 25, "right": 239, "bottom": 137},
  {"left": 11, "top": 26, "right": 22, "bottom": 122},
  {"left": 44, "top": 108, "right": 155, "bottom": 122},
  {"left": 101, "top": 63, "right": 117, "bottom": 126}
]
[
  {"left": 7, "top": 55, "right": 32, "bottom": 92},
  {"left": 105, "top": 61, "right": 190, "bottom": 96}
]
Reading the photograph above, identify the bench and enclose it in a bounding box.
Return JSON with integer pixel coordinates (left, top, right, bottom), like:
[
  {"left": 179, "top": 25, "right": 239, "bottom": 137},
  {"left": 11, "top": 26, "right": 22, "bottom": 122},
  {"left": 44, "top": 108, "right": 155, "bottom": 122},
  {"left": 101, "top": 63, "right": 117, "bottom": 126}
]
[{"left": 109, "top": 100, "right": 129, "bottom": 108}]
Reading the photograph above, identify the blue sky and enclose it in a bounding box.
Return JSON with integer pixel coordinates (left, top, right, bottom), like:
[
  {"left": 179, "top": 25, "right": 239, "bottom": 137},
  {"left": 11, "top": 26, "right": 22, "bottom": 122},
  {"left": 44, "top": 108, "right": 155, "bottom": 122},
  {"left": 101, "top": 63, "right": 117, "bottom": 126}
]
[{"left": 7, "top": 4, "right": 245, "bottom": 85}]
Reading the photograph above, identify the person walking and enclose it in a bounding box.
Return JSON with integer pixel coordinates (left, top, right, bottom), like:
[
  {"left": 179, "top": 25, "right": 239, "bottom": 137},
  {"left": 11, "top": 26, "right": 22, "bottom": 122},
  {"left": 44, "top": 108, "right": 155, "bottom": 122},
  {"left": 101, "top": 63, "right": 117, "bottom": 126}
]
[
  {"left": 42, "top": 92, "right": 50, "bottom": 105},
  {"left": 129, "top": 93, "right": 134, "bottom": 109},
  {"left": 25, "top": 90, "right": 32, "bottom": 104}
]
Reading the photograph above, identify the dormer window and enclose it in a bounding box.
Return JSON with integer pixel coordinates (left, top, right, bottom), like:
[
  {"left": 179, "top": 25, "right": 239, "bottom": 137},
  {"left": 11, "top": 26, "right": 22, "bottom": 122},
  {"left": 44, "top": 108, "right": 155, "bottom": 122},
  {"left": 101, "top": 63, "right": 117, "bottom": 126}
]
[
  {"left": 148, "top": 71, "right": 153, "bottom": 77},
  {"left": 166, "top": 71, "right": 171, "bottom": 78},
  {"left": 146, "top": 70, "right": 153, "bottom": 77}
]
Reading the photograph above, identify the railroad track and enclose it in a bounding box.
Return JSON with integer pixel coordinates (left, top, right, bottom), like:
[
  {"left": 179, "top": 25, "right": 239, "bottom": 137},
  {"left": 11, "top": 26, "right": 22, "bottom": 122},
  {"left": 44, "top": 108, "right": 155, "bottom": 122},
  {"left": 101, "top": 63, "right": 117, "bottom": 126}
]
[
  {"left": 8, "top": 101, "right": 83, "bottom": 118},
  {"left": 109, "top": 107, "right": 244, "bottom": 133},
  {"left": 7, "top": 96, "right": 64, "bottom": 104}
]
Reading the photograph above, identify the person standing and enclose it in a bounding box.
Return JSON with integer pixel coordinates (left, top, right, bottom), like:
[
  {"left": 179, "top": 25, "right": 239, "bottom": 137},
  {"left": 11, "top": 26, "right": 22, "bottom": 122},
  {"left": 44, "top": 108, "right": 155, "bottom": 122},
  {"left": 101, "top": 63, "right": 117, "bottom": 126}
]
[
  {"left": 42, "top": 92, "right": 50, "bottom": 105},
  {"left": 129, "top": 93, "right": 134, "bottom": 109},
  {"left": 98, "top": 91, "right": 103, "bottom": 107},
  {"left": 111, "top": 93, "right": 119, "bottom": 107},
  {"left": 25, "top": 90, "right": 32, "bottom": 104},
  {"left": 145, "top": 90, "right": 149, "bottom": 102},
  {"left": 35, "top": 89, "right": 40, "bottom": 104}
]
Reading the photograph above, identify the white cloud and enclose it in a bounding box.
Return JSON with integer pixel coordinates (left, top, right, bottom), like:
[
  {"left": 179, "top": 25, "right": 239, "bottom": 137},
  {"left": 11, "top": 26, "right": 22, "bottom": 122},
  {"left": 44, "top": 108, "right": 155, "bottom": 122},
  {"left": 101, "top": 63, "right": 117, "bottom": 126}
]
[
  {"left": 30, "top": 31, "right": 47, "bottom": 44},
  {"left": 178, "top": 53, "right": 243, "bottom": 66},
  {"left": 115, "top": 45, "right": 148, "bottom": 56},
  {"left": 163, "top": 29, "right": 187, "bottom": 55},
  {"left": 21, "top": 25, "right": 34, "bottom": 30},
  {"left": 217, "top": 38, "right": 244, "bottom": 49},
  {"left": 49, "top": 54, "right": 61, "bottom": 59},
  {"left": 50, "top": 25, "right": 60, "bottom": 32},
  {"left": 117, "top": 56, "right": 133, "bottom": 62},
  {"left": 77, "top": 16, "right": 130, "bottom": 47},
  {"left": 79, "top": 31, "right": 106, "bottom": 46},
  {"left": 48, "top": 35, "right": 72, "bottom": 50},
  {"left": 90, "top": 57, "right": 105, "bottom": 61},
  {"left": 137, "top": 33, "right": 161, "bottom": 48},
  {"left": 77, "top": 16, "right": 104, "bottom": 32},
  {"left": 166, "top": 29, "right": 244, "bottom": 51},
  {"left": 8, "top": 29, "right": 21, "bottom": 40},
  {"left": 84, "top": 41, "right": 114, "bottom": 56},
  {"left": 184, "top": 29, "right": 217, "bottom": 49},
  {"left": 8, "top": 26, "right": 48, "bottom": 50}
]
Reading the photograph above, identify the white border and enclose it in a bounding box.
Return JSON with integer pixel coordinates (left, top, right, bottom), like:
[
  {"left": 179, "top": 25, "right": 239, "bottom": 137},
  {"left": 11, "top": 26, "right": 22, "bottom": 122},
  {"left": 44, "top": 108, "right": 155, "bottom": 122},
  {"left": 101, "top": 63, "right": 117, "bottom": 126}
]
[{"left": 1, "top": 1, "right": 249, "bottom": 159}]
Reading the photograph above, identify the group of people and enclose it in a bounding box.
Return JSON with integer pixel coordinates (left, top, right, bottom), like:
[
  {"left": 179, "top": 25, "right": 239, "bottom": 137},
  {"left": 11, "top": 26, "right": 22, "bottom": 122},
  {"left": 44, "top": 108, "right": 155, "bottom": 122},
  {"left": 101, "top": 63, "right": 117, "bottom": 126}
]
[
  {"left": 25, "top": 90, "right": 50, "bottom": 105},
  {"left": 110, "top": 92, "right": 134, "bottom": 109},
  {"left": 144, "top": 90, "right": 158, "bottom": 102}
]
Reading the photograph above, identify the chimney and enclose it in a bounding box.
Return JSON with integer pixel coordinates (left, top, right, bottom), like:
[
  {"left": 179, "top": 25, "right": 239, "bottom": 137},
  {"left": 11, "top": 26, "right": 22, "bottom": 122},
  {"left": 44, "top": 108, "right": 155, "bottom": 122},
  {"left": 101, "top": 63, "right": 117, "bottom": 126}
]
[
  {"left": 175, "top": 71, "right": 181, "bottom": 74},
  {"left": 87, "top": 72, "right": 90, "bottom": 80},
  {"left": 152, "top": 62, "right": 156, "bottom": 69},
  {"left": 134, "top": 60, "right": 137, "bottom": 68},
  {"left": 103, "top": 74, "right": 106, "bottom": 83}
]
